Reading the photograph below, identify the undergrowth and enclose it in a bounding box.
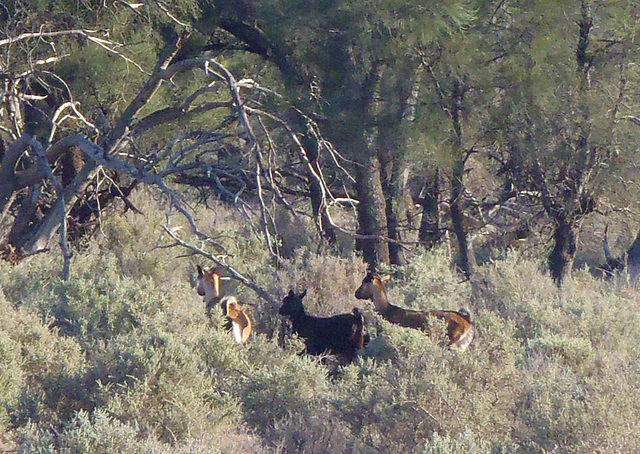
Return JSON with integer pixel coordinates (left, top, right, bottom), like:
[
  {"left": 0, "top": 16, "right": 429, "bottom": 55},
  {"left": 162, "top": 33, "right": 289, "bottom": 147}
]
[{"left": 0, "top": 193, "right": 638, "bottom": 453}]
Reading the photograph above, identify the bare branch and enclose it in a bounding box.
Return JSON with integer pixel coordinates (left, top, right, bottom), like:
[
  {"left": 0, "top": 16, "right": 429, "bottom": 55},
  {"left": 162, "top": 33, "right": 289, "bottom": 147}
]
[
  {"left": 25, "top": 136, "right": 72, "bottom": 279},
  {"left": 207, "top": 59, "right": 285, "bottom": 258},
  {"left": 0, "top": 29, "right": 97, "bottom": 47},
  {"left": 49, "top": 101, "right": 99, "bottom": 143},
  {"left": 155, "top": 1, "right": 192, "bottom": 28},
  {"left": 0, "top": 29, "right": 147, "bottom": 74},
  {"left": 162, "top": 225, "right": 280, "bottom": 307},
  {"left": 103, "top": 30, "right": 193, "bottom": 154},
  {"left": 625, "top": 116, "right": 640, "bottom": 126},
  {"left": 131, "top": 101, "right": 231, "bottom": 138},
  {"left": 207, "top": 60, "right": 258, "bottom": 151}
]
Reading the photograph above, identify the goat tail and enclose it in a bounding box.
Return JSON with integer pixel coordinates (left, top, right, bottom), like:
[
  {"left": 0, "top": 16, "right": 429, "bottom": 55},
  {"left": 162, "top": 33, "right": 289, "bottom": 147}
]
[
  {"left": 221, "top": 295, "right": 239, "bottom": 317},
  {"left": 458, "top": 307, "right": 473, "bottom": 322}
]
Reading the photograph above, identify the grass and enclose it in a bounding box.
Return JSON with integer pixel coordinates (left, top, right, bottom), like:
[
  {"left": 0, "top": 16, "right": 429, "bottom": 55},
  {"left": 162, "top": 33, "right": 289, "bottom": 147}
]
[{"left": 0, "top": 192, "right": 639, "bottom": 453}]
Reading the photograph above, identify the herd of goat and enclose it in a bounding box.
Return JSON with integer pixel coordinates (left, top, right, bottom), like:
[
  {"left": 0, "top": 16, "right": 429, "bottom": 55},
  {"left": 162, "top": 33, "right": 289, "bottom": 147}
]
[{"left": 196, "top": 266, "right": 475, "bottom": 363}]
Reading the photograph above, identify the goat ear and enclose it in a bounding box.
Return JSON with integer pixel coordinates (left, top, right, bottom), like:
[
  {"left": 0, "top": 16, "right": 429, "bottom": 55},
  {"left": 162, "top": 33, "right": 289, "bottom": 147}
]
[
  {"left": 380, "top": 274, "right": 391, "bottom": 283},
  {"left": 288, "top": 289, "right": 294, "bottom": 297},
  {"left": 300, "top": 289, "right": 307, "bottom": 298},
  {"left": 196, "top": 265, "right": 203, "bottom": 277}
]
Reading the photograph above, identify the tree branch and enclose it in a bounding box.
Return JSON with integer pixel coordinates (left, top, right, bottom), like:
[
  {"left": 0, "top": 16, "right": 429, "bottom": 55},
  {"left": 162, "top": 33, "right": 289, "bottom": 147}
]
[
  {"left": 162, "top": 225, "right": 280, "bottom": 307},
  {"left": 103, "top": 30, "right": 191, "bottom": 154},
  {"left": 27, "top": 136, "right": 72, "bottom": 279}
]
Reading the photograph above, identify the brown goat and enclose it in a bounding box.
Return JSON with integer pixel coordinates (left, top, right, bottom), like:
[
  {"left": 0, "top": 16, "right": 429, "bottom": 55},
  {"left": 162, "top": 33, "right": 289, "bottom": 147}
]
[
  {"left": 196, "top": 265, "right": 252, "bottom": 344},
  {"left": 355, "top": 271, "right": 474, "bottom": 352},
  {"left": 279, "top": 289, "right": 369, "bottom": 363}
]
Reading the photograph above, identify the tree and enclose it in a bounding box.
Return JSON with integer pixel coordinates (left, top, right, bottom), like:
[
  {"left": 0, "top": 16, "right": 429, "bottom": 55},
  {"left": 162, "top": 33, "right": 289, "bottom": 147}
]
[
  {"left": 4, "top": 0, "right": 640, "bottom": 289},
  {"left": 212, "top": 0, "right": 478, "bottom": 270},
  {"left": 0, "top": 1, "right": 335, "bottom": 287},
  {"left": 485, "top": 0, "right": 640, "bottom": 285}
]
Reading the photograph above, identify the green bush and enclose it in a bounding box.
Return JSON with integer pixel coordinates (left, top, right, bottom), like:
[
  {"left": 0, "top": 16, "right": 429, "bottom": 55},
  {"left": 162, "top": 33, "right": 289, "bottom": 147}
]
[
  {"left": 2, "top": 195, "right": 640, "bottom": 453},
  {"left": 0, "top": 332, "right": 24, "bottom": 431},
  {"left": 526, "top": 332, "right": 595, "bottom": 374}
]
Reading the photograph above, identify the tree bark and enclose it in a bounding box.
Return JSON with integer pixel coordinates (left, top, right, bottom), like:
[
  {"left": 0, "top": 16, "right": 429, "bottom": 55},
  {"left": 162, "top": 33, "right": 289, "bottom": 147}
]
[
  {"left": 380, "top": 155, "right": 406, "bottom": 266},
  {"left": 546, "top": 1, "right": 594, "bottom": 287},
  {"left": 450, "top": 82, "right": 471, "bottom": 278},
  {"left": 8, "top": 185, "right": 42, "bottom": 249},
  {"left": 418, "top": 170, "right": 441, "bottom": 247},
  {"left": 377, "top": 77, "right": 411, "bottom": 266},
  {"left": 450, "top": 163, "right": 471, "bottom": 278},
  {"left": 355, "top": 155, "right": 388, "bottom": 268},
  {"left": 351, "top": 62, "right": 390, "bottom": 269},
  {"left": 549, "top": 213, "right": 577, "bottom": 285}
]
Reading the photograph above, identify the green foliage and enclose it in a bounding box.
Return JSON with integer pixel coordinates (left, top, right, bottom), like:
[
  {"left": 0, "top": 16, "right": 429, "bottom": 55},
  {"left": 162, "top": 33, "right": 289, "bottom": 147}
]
[
  {"left": 16, "top": 408, "right": 217, "bottom": 453},
  {"left": 0, "top": 292, "right": 87, "bottom": 429},
  {"left": 398, "top": 246, "right": 472, "bottom": 310},
  {"left": 526, "top": 332, "right": 595, "bottom": 374},
  {"left": 241, "top": 355, "right": 329, "bottom": 429},
  {"left": 0, "top": 328, "right": 23, "bottom": 431}
]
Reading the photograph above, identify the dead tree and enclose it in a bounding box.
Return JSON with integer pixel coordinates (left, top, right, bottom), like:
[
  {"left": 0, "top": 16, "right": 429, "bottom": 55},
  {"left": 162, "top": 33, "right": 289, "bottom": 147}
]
[{"left": 0, "top": 18, "right": 364, "bottom": 293}]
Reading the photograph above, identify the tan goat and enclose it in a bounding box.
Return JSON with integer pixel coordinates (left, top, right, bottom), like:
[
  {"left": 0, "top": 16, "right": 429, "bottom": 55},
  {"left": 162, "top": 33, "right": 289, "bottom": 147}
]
[{"left": 355, "top": 271, "right": 474, "bottom": 352}]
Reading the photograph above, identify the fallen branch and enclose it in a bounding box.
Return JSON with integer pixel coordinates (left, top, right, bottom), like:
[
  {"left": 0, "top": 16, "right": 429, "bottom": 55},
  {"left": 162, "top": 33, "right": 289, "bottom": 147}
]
[{"left": 27, "top": 136, "right": 72, "bottom": 280}]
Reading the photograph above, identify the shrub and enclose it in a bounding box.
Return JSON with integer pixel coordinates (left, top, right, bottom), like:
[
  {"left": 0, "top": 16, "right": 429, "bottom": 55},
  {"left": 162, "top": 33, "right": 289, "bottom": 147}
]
[
  {"left": 16, "top": 408, "right": 219, "bottom": 454},
  {"left": 2, "top": 194, "right": 640, "bottom": 453},
  {"left": 0, "top": 331, "right": 23, "bottom": 431},
  {"left": 526, "top": 332, "right": 595, "bottom": 374}
]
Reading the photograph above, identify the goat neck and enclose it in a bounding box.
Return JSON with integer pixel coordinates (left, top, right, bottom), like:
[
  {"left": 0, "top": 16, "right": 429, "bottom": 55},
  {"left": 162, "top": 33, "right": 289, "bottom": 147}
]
[{"left": 369, "top": 278, "right": 391, "bottom": 313}]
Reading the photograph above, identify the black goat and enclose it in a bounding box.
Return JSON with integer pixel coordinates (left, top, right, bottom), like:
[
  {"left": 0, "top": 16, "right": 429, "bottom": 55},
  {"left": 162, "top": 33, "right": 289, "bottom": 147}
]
[{"left": 279, "top": 289, "right": 369, "bottom": 363}]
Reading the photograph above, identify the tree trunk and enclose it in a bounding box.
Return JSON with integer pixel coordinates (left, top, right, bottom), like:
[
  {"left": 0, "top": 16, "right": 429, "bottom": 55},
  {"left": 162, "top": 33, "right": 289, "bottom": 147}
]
[
  {"left": 451, "top": 165, "right": 471, "bottom": 278},
  {"left": 8, "top": 185, "right": 42, "bottom": 249},
  {"left": 625, "top": 230, "right": 640, "bottom": 283},
  {"left": 544, "top": 2, "right": 594, "bottom": 287},
  {"left": 352, "top": 62, "right": 390, "bottom": 269},
  {"left": 384, "top": 165, "right": 406, "bottom": 266},
  {"left": 450, "top": 82, "right": 472, "bottom": 278},
  {"left": 378, "top": 75, "right": 419, "bottom": 266},
  {"left": 601, "top": 225, "right": 640, "bottom": 285},
  {"left": 378, "top": 145, "right": 406, "bottom": 266},
  {"left": 355, "top": 155, "right": 388, "bottom": 269},
  {"left": 21, "top": 160, "right": 98, "bottom": 254},
  {"left": 418, "top": 170, "right": 441, "bottom": 247},
  {"left": 549, "top": 213, "right": 577, "bottom": 286}
]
